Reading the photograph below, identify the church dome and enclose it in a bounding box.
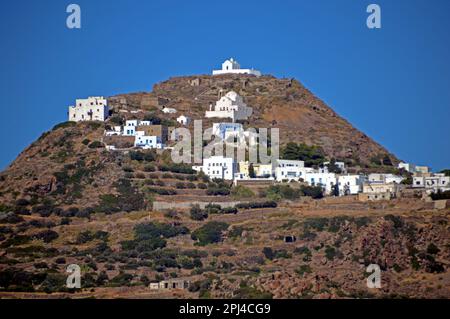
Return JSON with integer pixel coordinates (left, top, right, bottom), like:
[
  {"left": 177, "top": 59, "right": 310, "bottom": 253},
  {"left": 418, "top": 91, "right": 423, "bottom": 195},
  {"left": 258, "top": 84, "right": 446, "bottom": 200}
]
[{"left": 224, "top": 91, "right": 238, "bottom": 101}]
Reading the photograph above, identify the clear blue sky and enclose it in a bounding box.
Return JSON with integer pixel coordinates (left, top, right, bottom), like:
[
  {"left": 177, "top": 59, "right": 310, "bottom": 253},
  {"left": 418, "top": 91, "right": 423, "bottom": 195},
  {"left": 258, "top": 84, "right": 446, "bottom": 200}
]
[{"left": 0, "top": 0, "right": 449, "bottom": 171}]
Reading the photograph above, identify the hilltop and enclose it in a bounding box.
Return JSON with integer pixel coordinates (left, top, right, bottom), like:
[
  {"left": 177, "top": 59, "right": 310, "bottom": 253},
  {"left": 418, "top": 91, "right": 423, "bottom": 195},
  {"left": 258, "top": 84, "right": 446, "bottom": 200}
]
[{"left": 110, "top": 74, "right": 397, "bottom": 167}]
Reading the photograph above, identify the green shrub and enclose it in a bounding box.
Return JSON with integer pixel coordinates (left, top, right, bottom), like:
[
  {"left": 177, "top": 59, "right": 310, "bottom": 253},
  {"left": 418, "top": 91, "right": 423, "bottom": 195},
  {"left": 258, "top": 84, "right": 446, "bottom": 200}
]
[
  {"left": 426, "top": 243, "right": 440, "bottom": 255},
  {"left": 33, "top": 262, "right": 48, "bottom": 269},
  {"left": 159, "top": 163, "right": 195, "bottom": 174},
  {"left": 96, "top": 179, "right": 145, "bottom": 214},
  {"left": 262, "top": 247, "right": 275, "bottom": 260},
  {"left": 221, "top": 207, "right": 238, "bottom": 214},
  {"left": 0, "top": 235, "right": 31, "bottom": 248},
  {"left": 281, "top": 142, "right": 325, "bottom": 167},
  {"left": 295, "top": 265, "right": 312, "bottom": 276},
  {"left": 430, "top": 190, "right": 450, "bottom": 200},
  {"left": 109, "top": 115, "right": 124, "bottom": 126},
  {"left": 190, "top": 205, "right": 208, "bottom": 221},
  {"left": 146, "top": 187, "right": 177, "bottom": 195},
  {"left": 88, "top": 141, "right": 104, "bottom": 149},
  {"left": 40, "top": 273, "right": 69, "bottom": 293},
  {"left": 206, "top": 187, "right": 230, "bottom": 196},
  {"left": 324, "top": 246, "right": 342, "bottom": 260},
  {"left": 191, "top": 221, "right": 229, "bottom": 245},
  {"left": 299, "top": 185, "right": 323, "bottom": 199},
  {"left": 262, "top": 185, "right": 300, "bottom": 201},
  {"left": 15, "top": 199, "right": 30, "bottom": 206},
  {"left": 33, "top": 230, "right": 59, "bottom": 243},
  {"left": 121, "top": 222, "right": 189, "bottom": 253},
  {"left": 144, "top": 164, "right": 156, "bottom": 172},
  {"left": 235, "top": 201, "right": 277, "bottom": 209},
  {"left": 231, "top": 185, "right": 255, "bottom": 198},
  {"left": 176, "top": 182, "right": 186, "bottom": 189},
  {"left": 76, "top": 230, "right": 109, "bottom": 244},
  {"left": 122, "top": 166, "right": 134, "bottom": 173},
  {"left": 197, "top": 183, "right": 207, "bottom": 189},
  {"left": 228, "top": 226, "right": 245, "bottom": 238},
  {"left": 109, "top": 272, "right": 133, "bottom": 287}
]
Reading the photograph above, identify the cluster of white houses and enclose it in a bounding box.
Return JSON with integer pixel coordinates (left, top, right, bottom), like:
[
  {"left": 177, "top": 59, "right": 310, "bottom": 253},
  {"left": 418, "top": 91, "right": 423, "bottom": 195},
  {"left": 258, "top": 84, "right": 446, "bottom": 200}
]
[
  {"left": 67, "top": 59, "right": 449, "bottom": 201},
  {"left": 192, "top": 156, "right": 450, "bottom": 200}
]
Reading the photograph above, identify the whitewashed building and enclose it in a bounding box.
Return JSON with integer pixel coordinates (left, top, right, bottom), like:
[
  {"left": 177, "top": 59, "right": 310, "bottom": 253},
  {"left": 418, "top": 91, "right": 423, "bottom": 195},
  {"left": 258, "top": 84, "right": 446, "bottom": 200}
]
[
  {"left": 337, "top": 175, "right": 365, "bottom": 195},
  {"left": 274, "top": 159, "right": 307, "bottom": 182},
  {"left": 368, "top": 173, "right": 405, "bottom": 184},
  {"left": 359, "top": 182, "right": 399, "bottom": 201},
  {"left": 205, "top": 91, "right": 253, "bottom": 122},
  {"left": 176, "top": 115, "right": 191, "bottom": 126},
  {"left": 122, "top": 120, "right": 152, "bottom": 136},
  {"left": 413, "top": 173, "right": 450, "bottom": 192},
  {"left": 193, "top": 156, "right": 236, "bottom": 180},
  {"left": 134, "top": 135, "right": 162, "bottom": 149},
  {"left": 68, "top": 96, "right": 109, "bottom": 122},
  {"left": 304, "top": 172, "right": 337, "bottom": 195},
  {"left": 212, "top": 58, "right": 261, "bottom": 77}
]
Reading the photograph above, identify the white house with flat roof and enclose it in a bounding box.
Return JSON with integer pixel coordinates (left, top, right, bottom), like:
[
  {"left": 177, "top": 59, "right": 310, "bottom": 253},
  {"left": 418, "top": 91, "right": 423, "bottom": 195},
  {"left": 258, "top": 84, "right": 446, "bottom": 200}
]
[
  {"left": 193, "top": 156, "right": 236, "bottom": 180},
  {"left": 205, "top": 91, "right": 253, "bottom": 122},
  {"left": 212, "top": 58, "right": 261, "bottom": 77},
  {"left": 68, "top": 96, "right": 109, "bottom": 122},
  {"left": 359, "top": 182, "right": 399, "bottom": 201},
  {"left": 134, "top": 135, "right": 162, "bottom": 149},
  {"left": 337, "top": 175, "right": 365, "bottom": 195},
  {"left": 304, "top": 172, "right": 337, "bottom": 195},
  {"left": 413, "top": 173, "right": 450, "bottom": 192},
  {"left": 274, "top": 159, "right": 307, "bottom": 182},
  {"left": 368, "top": 173, "right": 405, "bottom": 184},
  {"left": 122, "top": 120, "right": 152, "bottom": 136}
]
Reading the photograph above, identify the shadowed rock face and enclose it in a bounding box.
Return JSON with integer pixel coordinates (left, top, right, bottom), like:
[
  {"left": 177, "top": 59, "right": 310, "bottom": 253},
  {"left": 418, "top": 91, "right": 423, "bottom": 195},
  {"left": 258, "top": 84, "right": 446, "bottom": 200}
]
[{"left": 110, "top": 74, "right": 397, "bottom": 167}]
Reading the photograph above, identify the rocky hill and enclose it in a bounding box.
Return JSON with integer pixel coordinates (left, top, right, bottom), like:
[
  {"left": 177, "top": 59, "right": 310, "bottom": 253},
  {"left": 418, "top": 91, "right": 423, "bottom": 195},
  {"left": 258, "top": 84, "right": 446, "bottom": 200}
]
[{"left": 0, "top": 74, "right": 448, "bottom": 299}]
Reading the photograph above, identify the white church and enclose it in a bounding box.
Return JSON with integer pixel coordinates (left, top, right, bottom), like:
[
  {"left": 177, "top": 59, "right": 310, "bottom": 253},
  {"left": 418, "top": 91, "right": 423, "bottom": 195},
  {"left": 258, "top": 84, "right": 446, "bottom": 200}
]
[
  {"left": 205, "top": 91, "right": 253, "bottom": 122},
  {"left": 68, "top": 96, "right": 109, "bottom": 122},
  {"left": 212, "top": 58, "right": 261, "bottom": 77}
]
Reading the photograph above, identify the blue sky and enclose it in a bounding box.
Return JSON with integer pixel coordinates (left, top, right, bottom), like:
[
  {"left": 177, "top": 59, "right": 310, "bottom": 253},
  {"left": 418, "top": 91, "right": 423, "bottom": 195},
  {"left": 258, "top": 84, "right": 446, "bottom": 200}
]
[{"left": 0, "top": 0, "right": 449, "bottom": 171}]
